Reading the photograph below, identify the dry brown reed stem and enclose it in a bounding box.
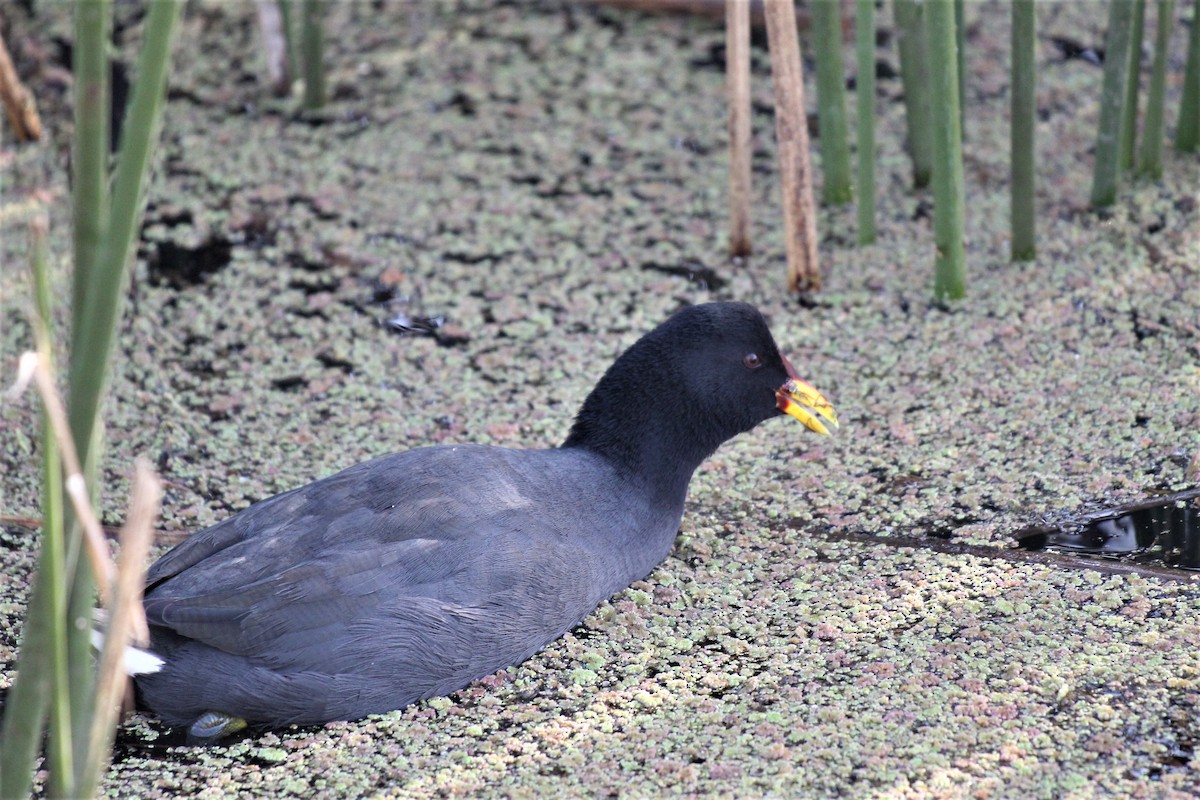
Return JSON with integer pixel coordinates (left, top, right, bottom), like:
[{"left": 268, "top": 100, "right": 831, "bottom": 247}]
[
  {"left": 727, "top": 0, "right": 753, "bottom": 256},
  {"left": 11, "top": 352, "right": 115, "bottom": 610},
  {"left": 0, "top": 31, "right": 43, "bottom": 140},
  {"left": 763, "top": 0, "right": 820, "bottom": 292},
  {"left": 85, "top": 459, "right": 161, "bottom": 782},
  {"left": 255, "top": 0, "right": 291, "bottom": 96}
]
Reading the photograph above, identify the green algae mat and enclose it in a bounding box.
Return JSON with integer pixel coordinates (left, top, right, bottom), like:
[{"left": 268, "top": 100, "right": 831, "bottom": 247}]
[{"left": 1, "top": 1, "right": 1198, "bottom": 797}]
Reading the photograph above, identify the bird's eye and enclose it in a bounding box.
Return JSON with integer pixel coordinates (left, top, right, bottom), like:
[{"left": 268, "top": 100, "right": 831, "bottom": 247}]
[{"left": 743, "top": 353, "right": 762, "bottom": 369}]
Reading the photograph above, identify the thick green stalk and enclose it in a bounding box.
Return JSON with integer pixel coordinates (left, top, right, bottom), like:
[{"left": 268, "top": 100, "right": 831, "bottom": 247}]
[
  {"left": 65, "top": 10, "right": 182, "bottom": 785},
  {"left": 70, "top": 0, "right": 111, "bottom": 363},
  {"left": 1011, "top": 0, "right": 1036, "bottom": 261},
  {"left": 1119, "top": 0, "right": 1146, "bottom": 171},
  {"left": 1174, "top": 0, "right": 1199, "bottom": 151},
  {"left": 68, "top": 0, "right": 183, "bottom": 477},
  {"left": 301, "top": 0, "right": 326, "bottom": 109},
  {"left": 68, "top": 7, "right": 182, "bottom": 796},
  {"left": 63, "top": 507, "right": 95, "bottom": 794},
  {"left": 1139, "top": 0, "right": 1175, "bottom": 177},
  {"left": 71, "top": 5, "right": 183, "bottom": 797},
  {"left": 63, "top": 3, "right": 112, "bottom": 793},
  {"left": 811, "top": 0, "right": 853, "bottom": 204},
  {"left": 927, "top": 0, "right": 965, "bottom": 301},
  {"left": 1091, "top": 0, "right": 1137, "bottom": 207},
  {"left": 894, "top": 0, "right": 933, "bottom": 188},
  {"left": 856, "top": 0, "right": 877, "bottom": 243}
]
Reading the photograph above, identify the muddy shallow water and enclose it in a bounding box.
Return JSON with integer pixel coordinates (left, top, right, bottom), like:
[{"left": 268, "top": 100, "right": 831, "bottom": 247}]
[{"left": 2, "top": 1, "right": 1199, "bottom": 796}]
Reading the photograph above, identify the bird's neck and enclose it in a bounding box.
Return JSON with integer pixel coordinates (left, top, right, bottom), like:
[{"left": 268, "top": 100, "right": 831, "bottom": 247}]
[{"left": 562, "top": 385, "right": 722, "bottom": 507}]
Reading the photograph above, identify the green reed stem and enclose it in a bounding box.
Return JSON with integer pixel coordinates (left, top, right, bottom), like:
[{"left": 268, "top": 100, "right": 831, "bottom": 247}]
[
  {"left": 1091, "top": 0, "right": 1137, "bottom": 208},
  {"left": 927, "top": 0, "right": 965, "bottom": 301},
  {"left": 301, "top": 0, "right": 326, "bottom": 109},
  {"left": 855, "top": 0, "right": 877, "bottom": 243},
  {"left": 1011, "top": 0, "right": 1036, "bottom": 261},
  {"left": 1120, "top": 0, "right": 1146, "bottom": 171},
  {"left": 894, "top": 0, "right": 933, "bottom": 188},
  {"left": 1174, "top": 0, "right": 1199, "bottom": 151},
  {"left": 1139, "top": 0, "right": 1175, "bottom": 177}
]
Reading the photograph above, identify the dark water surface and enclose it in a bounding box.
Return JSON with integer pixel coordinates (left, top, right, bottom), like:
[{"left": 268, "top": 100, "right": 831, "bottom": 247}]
[{"left": 1016, "top": 489, "right": 1200, "bottom": 571}]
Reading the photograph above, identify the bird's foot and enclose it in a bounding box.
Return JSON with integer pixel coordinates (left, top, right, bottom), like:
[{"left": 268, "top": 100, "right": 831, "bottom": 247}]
[{"left": 187, "top": 711, "right": 248, "bottom": 744}]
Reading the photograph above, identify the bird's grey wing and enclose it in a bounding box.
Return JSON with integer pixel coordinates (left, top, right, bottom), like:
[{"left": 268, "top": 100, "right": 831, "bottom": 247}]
[
  {"left": 143, "top": 447, "right": 566, "bottom": 669},
  {"left": 145, "top": 455, "right": 392, "bottom": 588}
]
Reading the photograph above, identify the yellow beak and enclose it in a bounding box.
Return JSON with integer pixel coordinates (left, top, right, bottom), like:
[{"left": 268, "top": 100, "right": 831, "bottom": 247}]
[{"left": 775, "top": 354, "right": 838, "bottom": 435}]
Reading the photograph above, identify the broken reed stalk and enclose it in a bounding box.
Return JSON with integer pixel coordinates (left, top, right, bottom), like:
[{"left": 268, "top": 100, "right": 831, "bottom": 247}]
[
  {"left": 1176, "top": 0, "right": 1200, "bottom": 151},
  {"left": 1010, "top": 0, "right": 1036, "bottom": 261},
  {"left": 0, "top": 31, "right": 43, "bottom": 140},
  {"left": 24, "top": 358, "right": 116, "bottom": 612},
  {"left": 1091, "top": 0, "right": 1137, "bottom": 208},
  {"left": 256, "top": 0, "right": 291, "bottom": 96},
  {"left": 811, "top": 0, "right": 853, "bottom": 204},
  {"left": 84, "top": 462, "right": 161, "bottom": 795},
  {"left": 5, "top": 348, "right": 161, "bottom": 800},
  {"left": 893, "top": 0, "right": 933, "bottom": 188},
  {"left": 926, "top": 0, "right": 966, "bottom": 302},
  {"left": 763, "top": 0, "right": 821, "bottom": 293},
  {"left": 1120, "top": 0, "right": 1146, "bottom": 172},
  {"left": 726, "top": 0, "right": 752, "bottom": 256},
  {"left": 1139, "top": 0, "right": 1175, "bottom": 177},
  {"left": 300, "top": 0, "right": 327, "bottom": 109},
  {"left": 855, "top": 0, "right": 876, "bottom": 244}
]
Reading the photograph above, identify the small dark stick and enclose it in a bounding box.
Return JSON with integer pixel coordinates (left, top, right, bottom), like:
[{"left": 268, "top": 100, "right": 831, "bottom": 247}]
[
  {"left": 763, "top": 0, "right": 821, "bottom": 293},
  {"left": 727, "top": 0, "right": 753, "bottom": 257}
]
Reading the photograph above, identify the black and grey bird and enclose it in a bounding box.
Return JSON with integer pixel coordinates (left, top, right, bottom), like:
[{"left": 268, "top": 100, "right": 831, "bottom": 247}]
[{"left": 128, "top": 301, "right": 838, "bottom": 741}]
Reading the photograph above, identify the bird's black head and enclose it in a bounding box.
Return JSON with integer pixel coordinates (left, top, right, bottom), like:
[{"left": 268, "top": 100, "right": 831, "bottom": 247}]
[{"left": 563, "top": 302, "right": 836, "bottom": 482}]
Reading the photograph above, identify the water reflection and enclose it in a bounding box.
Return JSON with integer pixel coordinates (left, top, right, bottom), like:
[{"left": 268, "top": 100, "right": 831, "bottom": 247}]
[{"left": 1015, "top": 492, "right": 1200, "bottom": 571}]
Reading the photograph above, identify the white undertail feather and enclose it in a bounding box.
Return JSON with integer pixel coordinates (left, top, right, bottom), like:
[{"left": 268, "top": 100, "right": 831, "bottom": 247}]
[{"left": 90, "top": 613, "right": 164, "bottom": 675}]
